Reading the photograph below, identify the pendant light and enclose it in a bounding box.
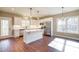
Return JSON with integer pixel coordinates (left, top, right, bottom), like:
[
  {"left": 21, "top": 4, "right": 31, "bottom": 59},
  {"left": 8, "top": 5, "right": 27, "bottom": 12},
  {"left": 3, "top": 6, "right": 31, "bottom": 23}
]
[
  {"left": 61, "top": 7, "right": 64, "bottom": 20},
  {"left": 61, "top": 7, "right": 66, "bottom": 52},
  {"left": 29, "top": 8, "right": 32, "bottom": 25},
  {"left": 37, "top": 10, "right": 39, "bottom": 20}
]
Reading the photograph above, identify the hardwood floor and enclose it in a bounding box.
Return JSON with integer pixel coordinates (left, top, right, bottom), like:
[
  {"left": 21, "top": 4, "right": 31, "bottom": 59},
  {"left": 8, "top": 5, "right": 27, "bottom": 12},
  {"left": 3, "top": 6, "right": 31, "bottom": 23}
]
[
  {"left": 0, "top": 35, "right": 79, "bottom": 52},
  {"left": 0, "top": 36, "right": 54, "bottom": 52}
]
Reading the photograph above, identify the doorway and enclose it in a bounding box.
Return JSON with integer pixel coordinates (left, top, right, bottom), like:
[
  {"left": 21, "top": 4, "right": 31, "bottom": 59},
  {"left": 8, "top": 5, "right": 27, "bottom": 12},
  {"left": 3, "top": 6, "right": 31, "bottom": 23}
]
[{"left": 0, "top": 17, "right": 10, "bottom": 36}]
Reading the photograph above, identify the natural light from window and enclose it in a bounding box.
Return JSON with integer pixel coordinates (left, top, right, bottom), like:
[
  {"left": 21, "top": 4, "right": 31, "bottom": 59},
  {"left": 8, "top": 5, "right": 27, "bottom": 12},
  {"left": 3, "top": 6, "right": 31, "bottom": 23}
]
[
  {"left": 57, "top": 16, "right": 79, "bottom": 34},
  {"left": 48, "top": 38, "right": 79, "bottom": 52}
]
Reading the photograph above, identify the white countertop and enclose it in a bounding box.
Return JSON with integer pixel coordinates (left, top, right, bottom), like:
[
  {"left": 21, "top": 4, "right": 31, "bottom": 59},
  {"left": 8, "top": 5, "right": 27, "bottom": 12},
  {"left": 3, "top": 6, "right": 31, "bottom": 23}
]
[{"left": 24, "top": 29, "right": 43, "bottom": 32}]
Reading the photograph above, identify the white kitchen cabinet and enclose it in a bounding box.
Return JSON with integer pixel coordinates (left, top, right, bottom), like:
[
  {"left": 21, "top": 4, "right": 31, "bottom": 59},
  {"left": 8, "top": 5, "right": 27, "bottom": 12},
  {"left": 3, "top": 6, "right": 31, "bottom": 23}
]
[{"left": 14, "top": 30, "right": 20, "bottom": 37}]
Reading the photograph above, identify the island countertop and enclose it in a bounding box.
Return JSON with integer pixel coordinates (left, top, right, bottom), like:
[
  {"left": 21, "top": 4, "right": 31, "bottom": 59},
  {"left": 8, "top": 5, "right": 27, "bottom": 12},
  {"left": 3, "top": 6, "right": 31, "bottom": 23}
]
[{"left": 24, "top": 29, "right": 44, "bottom": 32}]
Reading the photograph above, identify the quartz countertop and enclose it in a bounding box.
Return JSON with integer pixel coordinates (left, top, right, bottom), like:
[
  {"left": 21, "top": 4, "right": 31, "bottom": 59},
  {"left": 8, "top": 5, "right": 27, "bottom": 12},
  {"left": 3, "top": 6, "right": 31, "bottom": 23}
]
[{"left": 24, "top": 29, "right": 43, "bottom": 32}]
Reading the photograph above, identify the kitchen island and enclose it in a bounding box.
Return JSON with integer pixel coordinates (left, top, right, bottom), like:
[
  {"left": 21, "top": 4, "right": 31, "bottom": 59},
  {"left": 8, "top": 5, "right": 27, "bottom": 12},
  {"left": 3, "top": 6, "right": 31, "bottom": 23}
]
[{"left": 23, "top": 29, "right": 44, "bottom": 44}]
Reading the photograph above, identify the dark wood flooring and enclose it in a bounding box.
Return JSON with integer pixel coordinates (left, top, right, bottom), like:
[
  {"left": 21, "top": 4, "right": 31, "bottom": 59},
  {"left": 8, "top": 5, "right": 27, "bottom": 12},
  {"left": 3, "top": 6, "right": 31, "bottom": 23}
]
[{"left": 0, "top": 36, "right": 55, "bottom": 52}]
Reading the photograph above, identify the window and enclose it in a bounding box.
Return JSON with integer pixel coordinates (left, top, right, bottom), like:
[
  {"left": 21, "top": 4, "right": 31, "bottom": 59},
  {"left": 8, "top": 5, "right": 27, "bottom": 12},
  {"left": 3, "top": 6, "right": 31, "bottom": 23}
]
[
  {"left": 21, "top": 20, "right": 26, "bottom": 27},
  {"left": 57, "top": 18, "right": 66, "bottom": 32},
  {"left": 57, "top": 16, "right": 79, "bottom": 34},
  {"left": 67, "top": 17, "right": 79, "bottom": 33},
  {"left": 0, "top": 17, "right": 10, "bottom": 36},
  {"left": 21, "top": 20, "right": 30, "bottom": 27}
]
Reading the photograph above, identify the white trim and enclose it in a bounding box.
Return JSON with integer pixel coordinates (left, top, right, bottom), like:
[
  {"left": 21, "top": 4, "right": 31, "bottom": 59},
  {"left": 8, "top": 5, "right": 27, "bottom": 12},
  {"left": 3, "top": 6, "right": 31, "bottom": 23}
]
[
  {"left": 55, "top": 34, "right": 79, "bottom": 40},
  {"left": 78, "top": 17, "right": 79, "bottom": 34}
]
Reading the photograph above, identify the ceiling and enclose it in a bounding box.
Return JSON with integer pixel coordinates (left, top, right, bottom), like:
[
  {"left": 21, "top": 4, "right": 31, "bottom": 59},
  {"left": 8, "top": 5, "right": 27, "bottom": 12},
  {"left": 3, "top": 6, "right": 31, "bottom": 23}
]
[{"left": 0, "top": 7, "right": 79, "bottom": 17}]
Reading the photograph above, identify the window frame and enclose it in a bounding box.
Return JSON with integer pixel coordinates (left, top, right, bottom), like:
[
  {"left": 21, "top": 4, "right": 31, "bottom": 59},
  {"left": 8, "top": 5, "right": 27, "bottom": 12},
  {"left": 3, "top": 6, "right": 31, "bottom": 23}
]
[{"left": 57, "top": 16, "right": 79, "bottom": 34}]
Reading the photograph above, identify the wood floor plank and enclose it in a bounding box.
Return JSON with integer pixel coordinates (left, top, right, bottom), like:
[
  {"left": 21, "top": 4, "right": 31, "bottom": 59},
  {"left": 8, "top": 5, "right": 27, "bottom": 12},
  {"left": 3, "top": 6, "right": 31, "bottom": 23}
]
[{"left": 0, "top": 36, "right": 54, "bottom": 52}]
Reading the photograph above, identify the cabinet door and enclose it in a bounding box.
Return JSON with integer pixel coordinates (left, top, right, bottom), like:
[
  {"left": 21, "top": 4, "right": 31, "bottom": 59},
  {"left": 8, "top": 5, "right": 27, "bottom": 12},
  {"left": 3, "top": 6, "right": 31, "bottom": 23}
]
[{"left": 14, "top": 30, "right": 20, "bottom": 37}]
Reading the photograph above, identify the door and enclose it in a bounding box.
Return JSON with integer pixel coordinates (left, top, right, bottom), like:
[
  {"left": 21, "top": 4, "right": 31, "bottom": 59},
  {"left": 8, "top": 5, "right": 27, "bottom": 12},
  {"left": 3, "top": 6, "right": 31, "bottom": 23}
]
[{"left": 0, "top": 18, "right": 9, "bottom": 36}]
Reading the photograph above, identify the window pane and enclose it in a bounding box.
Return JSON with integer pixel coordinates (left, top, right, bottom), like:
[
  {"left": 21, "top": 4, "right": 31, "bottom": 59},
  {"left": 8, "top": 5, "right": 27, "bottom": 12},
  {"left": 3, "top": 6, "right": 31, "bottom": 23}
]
[
  {"left": 1, "top": 19, "right": 9, "bottom": 36},
  {"left": 57, "top": 18, "right": 66, "bottom": 32},
  {"left": 21, "top": 20, "right": 30, "bottom": 27},
  {"left": 67, "top": 17, "right": 78, "bottom": 33}
]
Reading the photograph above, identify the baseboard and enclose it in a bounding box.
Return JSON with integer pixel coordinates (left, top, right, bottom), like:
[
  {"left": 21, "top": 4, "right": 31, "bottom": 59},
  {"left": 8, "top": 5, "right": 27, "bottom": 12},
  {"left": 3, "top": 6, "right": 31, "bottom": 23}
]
[{"left": 0, "top": 36, "right": 14, "bottom": 40}]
